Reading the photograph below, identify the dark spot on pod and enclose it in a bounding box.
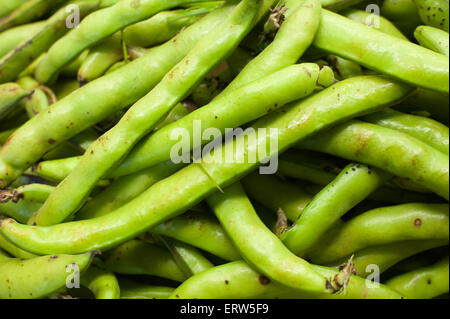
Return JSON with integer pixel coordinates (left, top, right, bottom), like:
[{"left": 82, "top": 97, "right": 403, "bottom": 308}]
[
  {"left": 225, "top": 280, "right": 229, "bottom": 285},
  {"left": 427, "top": 279, "right": 432, "bottom": 285},
  {"left": 176, "top": 294, "right": 180, "bottom": 298},
  {"left": 259, "top": 275, "right": 271, "bottom": 285},
  {"left": 414, "top": 218, "right": 422, "bottom": 227},
  {"left": 48, "top": 138, "right": 56, "bottom": 145},
  {"left": 50, "top": 255, "right": 58, "bottom": 259}
]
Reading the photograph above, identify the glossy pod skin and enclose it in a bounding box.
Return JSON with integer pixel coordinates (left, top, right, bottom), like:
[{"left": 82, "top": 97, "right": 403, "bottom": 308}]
[
  {"left": 113, "top": 64, "right": 326, "bottom": 178},
  {"left": 0, "top": 0, "right": 68, "bottom": 33},
  {"left": 29, "top": 0, "right": 264, "bottom": 226},
  {"left": 281, "top": 164, "right": 391, "bottom": 256},
  {"left": 314, "top": 9, "right": 449, "bottom": 93},
  {"left": 0, "top": 76, "right": 414, "bottom": 255},
  {"left": 81, "top": 265, "right": 121, "bottom": 299},
  {"left": 386, "top": 257, "right": 449, "bottom": 299},
  {"left": 307, "top": 203, "right": 449, "bottom": 264},
  {"left": 0, "top": 1, "right": 100, "bottom": 83},
  {"left": 216, "top": 0, "right": 321, "bottom": 97},
  {"left": 0, "top": 251, "right": 96, "bottom": 299},
  {"left": 0, "top": 21, "right": 46, "bottom": 59},
  {"left": 0, "top": 82, "right": 30, "bottom": 120},
  {"left": 299, "top": 120, "right": 450, "bottom": 199},
  {"left": 102, "top": 240, "right": 187, "bottom": 282},
  {"left": 327, "top": 240, "right": 448, "bottom": 278},
  {"left": 207, "top": 183, "right": 338, "bottom": 294},
  {"left": 242, "top": 173, "right": 313, "bottom": 222},
  {"left": 0, "top": 235, "right": 36, "bottom": 259},
  {"left": 414, "top": 0, "right": 449, "bottom": 31},
  {"left": 361, "top": 108, "right": 449, "bottom": 155},
  {"left": 414, "top": 25, "right": 449, "bottom": 56},
  {"left": 119, "top": 279, "right": 174, "bottom": 299},
  {"left": 170, "top": 261, "right": 403, "bottom": 299},
  {"left": 34, "top": 0, "right": 231, "bottom": 83},
  {"left": 0, "top": 2, "right": 237, "bottom": 187}
]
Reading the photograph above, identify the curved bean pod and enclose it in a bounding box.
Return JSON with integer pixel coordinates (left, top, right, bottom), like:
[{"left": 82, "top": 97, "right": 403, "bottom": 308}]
[
  {"left": 0, "top": 76, "right": 413, "bottom": 255},
  {"left": 81, "top": 265, "right": 120, "bottom": 299},
  {"left": 299, "top": 120, "right": 449, "bottom": 199},
  {"left": 170, "top": 261, "right": 403, "bottom": 299},
  {"left": 386, "top": 257, "right": 449, "bottom": 299},
  {"left": 414, "top": 25, "right": 449, "bottom": 56},
  {"left": 314, "top": 9, "right": 449, "bottom": 93},
  {"left": 34, "top": 0, "right": 235, "bottom": 83},
  {"left": 307, "top": 203, "right": 449, "bottom": 264},
  {"left": 0, "top": 1, "right": 99, "bottom": 83},
  {"left": 0, "top": 234, "right": 36, "bottom": 259},
  {"left": 0, "top": 2, "right": 236, "bottom": 187},
  {"left": 361, "top": 108, "right": 449, "bottom": 155},
  {"left": 207, "top": 183, "right": 338, "bottom": 294},
  {"left": 0, "top": 251, "right": 97, "bottom": 299},
  {"left": 327, "top": 240, "right": 448, "bottom": 278},
  {"left": 0, "top": 21, "right": 46, "bottom": 59},
  {"left": 414, "top": 0, "right": 449, "bottom": 31},
  {"left": 29, "top": 0, "right": 263, "bottom": 226},
  {"left": 282, "top": 164, "right": 391, "bottom": 256},
  {"left": 102, "top": 240, "right": 187, "bottom": 282},
  {"left": 242, "top": 172, "right": 313, "bottom": 222},
  {"left": 0, "top": 82, "right": 30, "bottom": 120},
  {"left": 119, "top": 279, "right": 174, "bottom": 299}
]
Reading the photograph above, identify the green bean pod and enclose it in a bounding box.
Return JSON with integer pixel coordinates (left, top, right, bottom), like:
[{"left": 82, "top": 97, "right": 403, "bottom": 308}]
[
  {"left": 77, "top": 34, "right": 123, "bottom": 85},
  {"left": 16, "top": 76, "right": 54, "bottom": 118},
  {"left": 327, "top": 240, "right": 448, "bottom": 278},
  {"left": 123, "top": 8, "right": 207, "bottom": 48},
  {"left": 299, "top": 120, "right": 449, "bottom": 199},
  {"left": 307, "top": 203, "right": 449, "bottom": 264},
  {"left": 119, "top": 279, "right": 174, "bottom": 299},
  {"left": 327, "top": 55, "right": 363, "bottom": 80},
  {"left": 102, "top": 240, "right": 187, "bottom": 282},
  {"left": 113, "top": 63, "right": 326, "bottom": 178},
  {"left": 0, "top": 251, "right": 97, "bottom": 299},
  {"left": 34, "top": 0, "right": 241, "bottom": 83},
  {"left": 0, "top": 82, "right": 30, "bottom": 120},
  {"left": 414, "top": 25, "right": 449, "bottom": 56},
  {"left": 282, "top": 164, "right": 391, "bottom": 256},
  {"left": 0, "top": 76, "right": 413, "bottom": 255},
  {"left": 0, "top": 0, "right": 27, "bottom": 18},
  {"left": 321, "top": 0, "right": 366, "bottom": 11},
  {"left": 0, "top": 21, "right": 46, "bottom": 59},
  {"left": 242, "top": 173, "right": 313, "bottom": 222},
  {"left": 381, "top": 0, "right": 422, "bottom": 35},
  {"left": 0, "top": 0, "right": 68, "bottom": 33},
  {"left": 343, "top": 9, "right": 408, "bottom": 40},
  {"left": 81, "top": 265, "right": 120, "bottom": 299},
  {"left": 361, "top": 108, "right": 449, "bottom": 155},
  {"left": 0, "top": 1, "right": 100, "bottom": 83},
  {"left": 207, "top": 183, "right": 338, "bottom": 294},
  {"left": 414, "top": 0, "right": 449, "bottom": 31},
  {"left": 314, "top": 9, "right": 449, "bottom": 93},
  {"left": 400, "top": 88, "right": 449, "bottom": 125},
  {"left": 29, "top": 0, "right": 263, "bottom": 227},
  {"left": 386, "top": 257, "right": 449, "bottom": 299},
  {"left": 0, "top": 2, "right": 237, "bottom": 187},
  {"left": 170, "top": 261, "right": 403, "bottom": 299}
]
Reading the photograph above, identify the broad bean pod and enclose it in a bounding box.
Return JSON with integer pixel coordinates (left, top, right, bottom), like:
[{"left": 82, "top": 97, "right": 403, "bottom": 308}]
[
  {"left": 399, "top": 88, "right": 449, "bottom": 125},
  {"left": 119, "top": 279, "right": 174, "bottom": 299},
  {"left": 0, "top": 251, "right": 96, "bottom": 299},
  {"left": 34, "top": 0, "right": 238, "bottom": 83},
  {"left": 0, "top": 2, "right": 237, "bottom": 187},
  {"left": 81, "top": 265, "right": 121, "bottom": 299},
  {"left": 0, "top": 75, "right": 413, "bottom": 255},
  {"left": 327, "top": 55, "right": 363, "bottom": 80},
  {"left": 0, "top": 0, "right": 27, "bottom": 18},
  {"left": 16, "top": 76, "right": 53, "bottom": 118},
  {"left": 414, "top": 0, "right": 449, "bottom": 31},
  {"left": 386, "top": 257, "right": 449, "bottom": 298},
  {"left": 281, "top": 164, "right": 391, "bottom": 256},
  {"left": 0, "top": 235, "right": 35, "bottom": 259},
  {"left": 307, "top": 203, "right": 449, "bottom": 264},
  {"left": 29, "top": 0, "right": 263, "bottom": 226},
  {"left": 0, "top": 21, "right": 46, "bottom": 59},
  {"left": 0, "top": 1, "right": 100, "bottom": 83},
  {"left": 314, "top": 9, "right": 449, "bottom": 93},
  {"left": 381, "top": 0, "right": 422, "bottom": 35},
  {"left": 0, "top": 0, "right": 68, "bottom": 33},
  {"left": 414, "top": 25, "right": 449, "bottom": 56},
  {"left": 207, "top": 183, "right": 338, "bottom": 294},
  {"left": 361, "top": 108, "right": 449, "bottom": 155},
  {"left": 169, "top": 260, "right": 403, "bottom": 299},
  {"left": 327, "top": 240, "right": 448, "bottom": 278},
  {"left": 299, "top": 120, "right": 449, "bottom": 199},
  {"left": 0, "top": 82, "right": 30, "bottom": 120}
]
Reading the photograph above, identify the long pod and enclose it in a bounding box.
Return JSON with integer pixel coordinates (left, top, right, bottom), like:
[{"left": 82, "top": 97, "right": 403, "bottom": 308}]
[
  {"left": 29, "top": 0, "right": 263, "bottom": 226},
  {"left": 0, "top": 21, "right": 46, "bottom": 59},
  {"left": 0, "top": 76, "right": 412, "bottom": 255},
  {"left": 414, "top": 25, "right": 449, "bottom": 56},
  {"left": 81, "top": 265, "right": 120, "bottom": 299}
]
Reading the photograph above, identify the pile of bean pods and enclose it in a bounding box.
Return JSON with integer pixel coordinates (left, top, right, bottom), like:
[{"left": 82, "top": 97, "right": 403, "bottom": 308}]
[{"left": 0, "top": 0, "right": 448, "bottom": 300}]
